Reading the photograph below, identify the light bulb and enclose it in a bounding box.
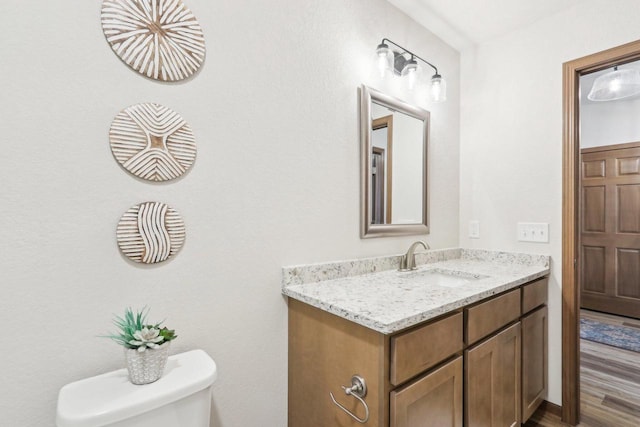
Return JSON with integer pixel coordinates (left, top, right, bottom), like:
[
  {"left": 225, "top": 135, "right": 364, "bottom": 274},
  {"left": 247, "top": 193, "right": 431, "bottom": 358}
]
[
  {"left": 373, "top": 43, "right": 393, "bottom": 79},
  {"left": 610, "top": 78, "right": 621, "bottom": 92},
  {"left": 430, "top": 74, "right": 447, "bottom": 103},
  {"left": 401, "top": 58, "right": 420, "bottom": 91}
]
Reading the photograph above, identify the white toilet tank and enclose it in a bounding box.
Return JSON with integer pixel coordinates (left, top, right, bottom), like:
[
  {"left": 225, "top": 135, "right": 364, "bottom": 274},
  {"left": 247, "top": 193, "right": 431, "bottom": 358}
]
[{"left": 56, "top": 349, "right": 217, "bottom": 427}]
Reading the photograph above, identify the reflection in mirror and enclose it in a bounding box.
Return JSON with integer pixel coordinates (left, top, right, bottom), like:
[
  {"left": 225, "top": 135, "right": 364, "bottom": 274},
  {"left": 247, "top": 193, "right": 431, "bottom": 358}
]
[
  {"left": 371, "top": 114, "right": 392, "bottom": 224},
  {"left": 360, "top": 85, "right": 429, "bottom": 238}
]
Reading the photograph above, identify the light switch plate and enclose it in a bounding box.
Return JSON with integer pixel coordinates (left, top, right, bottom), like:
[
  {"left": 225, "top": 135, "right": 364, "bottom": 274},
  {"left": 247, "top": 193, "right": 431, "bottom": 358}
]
[
  {"left": 517, "top": 222, "right": 549, "bottom": 243},
  {"left": 469, "top": 220, "right": 480, "bottom": 239}
]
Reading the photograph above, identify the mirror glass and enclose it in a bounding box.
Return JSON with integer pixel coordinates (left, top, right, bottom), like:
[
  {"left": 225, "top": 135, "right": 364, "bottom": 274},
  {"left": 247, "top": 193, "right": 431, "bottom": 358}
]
[{"left": 360, "top": 85, "right": 429, "bottom": 238}]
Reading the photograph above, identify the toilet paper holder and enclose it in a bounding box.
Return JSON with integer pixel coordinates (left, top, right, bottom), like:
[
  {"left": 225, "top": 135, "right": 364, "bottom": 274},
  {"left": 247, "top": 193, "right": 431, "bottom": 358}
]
[{"left": 329, "top": 375, "right": 370, "bottom": 424}]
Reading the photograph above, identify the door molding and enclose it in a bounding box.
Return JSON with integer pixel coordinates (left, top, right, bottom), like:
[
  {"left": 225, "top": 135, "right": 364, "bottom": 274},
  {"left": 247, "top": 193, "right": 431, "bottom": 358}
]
[
  {"left": 562, "top": 38, "right": 640, "bottom": 425},
  {"left": 373, "top": 115, "right": 394, "bottom": 223}
]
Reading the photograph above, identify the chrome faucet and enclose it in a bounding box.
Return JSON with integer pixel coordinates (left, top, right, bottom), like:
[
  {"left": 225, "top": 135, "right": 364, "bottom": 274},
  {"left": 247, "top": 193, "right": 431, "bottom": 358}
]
[{"left": 398, "top": 241, "right": 430, "bottom": 271}]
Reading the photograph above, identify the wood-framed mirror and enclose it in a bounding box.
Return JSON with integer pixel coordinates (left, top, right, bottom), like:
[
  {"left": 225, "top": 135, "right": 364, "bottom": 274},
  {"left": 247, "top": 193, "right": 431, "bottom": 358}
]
[{"left": 359, "top": 85, "right": 430, "bottom": 238}]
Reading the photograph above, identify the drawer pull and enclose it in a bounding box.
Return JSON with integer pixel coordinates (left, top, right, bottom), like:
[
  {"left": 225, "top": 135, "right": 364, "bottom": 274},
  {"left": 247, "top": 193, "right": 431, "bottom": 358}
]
[{"left": 329, "top": 375, "right": 370, "bottom": 423}]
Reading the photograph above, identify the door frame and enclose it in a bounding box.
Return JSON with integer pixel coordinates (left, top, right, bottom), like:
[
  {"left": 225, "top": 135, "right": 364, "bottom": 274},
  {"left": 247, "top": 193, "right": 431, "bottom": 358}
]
[
  {"left": 372, "top": 115, "right": 394, "bottom": 223},
  {"left": 562, "top": 38, "right": 640, "bottom": 425}
]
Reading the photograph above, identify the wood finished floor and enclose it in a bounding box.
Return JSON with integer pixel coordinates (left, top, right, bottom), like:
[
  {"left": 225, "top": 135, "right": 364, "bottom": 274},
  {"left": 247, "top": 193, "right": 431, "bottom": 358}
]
[{"left": 525, "top": 310, "right": 640, "bottom": 426}]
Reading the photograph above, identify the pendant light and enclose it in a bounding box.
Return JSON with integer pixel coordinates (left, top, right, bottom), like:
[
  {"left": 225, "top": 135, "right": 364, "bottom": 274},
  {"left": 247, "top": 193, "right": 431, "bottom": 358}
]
[
  {"left": 373, "top": 42, "right": 394, "bottom": 80},
  {"left": 400, "top": 57, "right": 421, "bottom": 91},
  {"left": 430, "top": 73, "right": 446, "bottom": 103},
  {"left": 587, "top": 66, "right": 640, "bottom": 101}
]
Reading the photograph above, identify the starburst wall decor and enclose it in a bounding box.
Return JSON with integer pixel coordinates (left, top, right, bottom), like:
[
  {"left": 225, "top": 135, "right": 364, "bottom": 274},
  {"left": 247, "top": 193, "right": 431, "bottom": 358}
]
[{"left": 101, "top": 0, "right": 206, "bottom": 82}]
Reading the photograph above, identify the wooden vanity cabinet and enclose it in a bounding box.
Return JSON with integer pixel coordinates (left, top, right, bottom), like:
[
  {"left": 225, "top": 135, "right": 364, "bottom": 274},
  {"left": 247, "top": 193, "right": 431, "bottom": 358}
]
[
  {"left": 288, "top": 299, "right": 463, "bottom": 427},
  {"left": 288, "top": 276, "right": 548, "bottom": 427}
]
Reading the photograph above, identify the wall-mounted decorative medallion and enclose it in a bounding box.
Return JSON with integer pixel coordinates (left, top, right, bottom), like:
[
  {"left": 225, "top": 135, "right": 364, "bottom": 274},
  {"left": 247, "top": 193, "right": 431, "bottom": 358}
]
[
  {"left": 101, "top": 0, "right": 206, "bottom": 82},
  {"left": 117, "top": 201, "right": 186, "bottom": 264},
  {"left": 109, "top": 102, "right": 197, "bottom": 182}
]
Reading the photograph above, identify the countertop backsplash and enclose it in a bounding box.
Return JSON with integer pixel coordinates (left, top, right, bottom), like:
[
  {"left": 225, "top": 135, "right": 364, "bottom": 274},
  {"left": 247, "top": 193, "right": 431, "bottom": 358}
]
[
  {"left": 282, "top": 248, "right": 462, "bottom": 288},
  {"left": 282, "top": 248, "right": 548, "bottom": 288}
]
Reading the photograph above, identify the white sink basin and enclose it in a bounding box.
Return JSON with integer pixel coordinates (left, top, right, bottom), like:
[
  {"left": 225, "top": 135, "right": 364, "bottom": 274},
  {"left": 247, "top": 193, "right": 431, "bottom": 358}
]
[{"left": 399, "top": 269, "right": 488, "bottom": 288}]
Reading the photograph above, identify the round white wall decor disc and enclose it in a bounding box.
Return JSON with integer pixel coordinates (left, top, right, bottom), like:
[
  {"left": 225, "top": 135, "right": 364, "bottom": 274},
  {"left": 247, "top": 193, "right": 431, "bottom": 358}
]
[
  {"left": 109, "top": 102, "right": 197, "bottom": 182},
  {"left": 101, "top": 0, "right": 206, "bottom": 82},
  {"left": 117, "top": 201, "right": 186, "bottom": 264}
]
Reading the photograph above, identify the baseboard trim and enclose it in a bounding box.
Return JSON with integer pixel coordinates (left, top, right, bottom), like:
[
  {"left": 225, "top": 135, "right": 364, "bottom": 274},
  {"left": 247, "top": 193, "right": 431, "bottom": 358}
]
[{"left": 540, "top": 400, "right": 562, "bottom": 418}]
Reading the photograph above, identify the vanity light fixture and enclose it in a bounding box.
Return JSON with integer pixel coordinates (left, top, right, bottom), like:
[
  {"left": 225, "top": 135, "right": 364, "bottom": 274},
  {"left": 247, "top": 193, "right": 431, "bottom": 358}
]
[
  {"left": 373, "top": 38, "right": 447, "bottom": 103},
  {"left": 587, "top": 66, "right": 640, "bottom": 101}
]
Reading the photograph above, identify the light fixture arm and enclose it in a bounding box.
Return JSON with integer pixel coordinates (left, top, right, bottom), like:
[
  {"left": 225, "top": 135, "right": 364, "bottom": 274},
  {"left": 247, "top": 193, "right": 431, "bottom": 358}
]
[{"left": 381, "top": 38, "right": 439, "bottom": 75}]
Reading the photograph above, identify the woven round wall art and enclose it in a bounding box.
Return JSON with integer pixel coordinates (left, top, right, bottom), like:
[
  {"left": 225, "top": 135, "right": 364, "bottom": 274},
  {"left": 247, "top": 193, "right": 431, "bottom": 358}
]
[
  {"left": 101, "top": 0, "right": 206, "bottom": 82},
  {"left": 117, "top": 201, "right": 186, "bottom": 264},
  {"left": 109, "top": 102, "right": 197, "bottom": 182}
]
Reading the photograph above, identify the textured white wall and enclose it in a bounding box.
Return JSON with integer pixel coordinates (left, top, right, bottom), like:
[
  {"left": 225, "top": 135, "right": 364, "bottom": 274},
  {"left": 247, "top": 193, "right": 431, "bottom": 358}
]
[
  {"left": 459, "top": 0, "right": 640, "bottom": 405},
  {"left": 0, "top": 0, "right": 459, "bottom": 425}
]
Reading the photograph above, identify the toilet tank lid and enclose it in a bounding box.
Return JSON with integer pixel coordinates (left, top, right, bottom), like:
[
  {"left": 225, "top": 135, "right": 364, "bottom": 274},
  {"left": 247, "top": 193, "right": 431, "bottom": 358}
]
[{"left": 56, "top": 349, "right": 217, "bottom": 427}]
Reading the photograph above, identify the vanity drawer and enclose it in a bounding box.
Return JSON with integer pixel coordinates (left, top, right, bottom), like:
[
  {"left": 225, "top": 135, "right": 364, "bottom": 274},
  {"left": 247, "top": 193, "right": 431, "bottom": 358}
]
[
  {"left": 466, "top": 289, "right": 521, "bottom": 345},
  {"left": 390, "top": 312, "right": 463, "bottom": 386},
  {"left": 522, "top": 277, "right": 548, "bottom": 314}
]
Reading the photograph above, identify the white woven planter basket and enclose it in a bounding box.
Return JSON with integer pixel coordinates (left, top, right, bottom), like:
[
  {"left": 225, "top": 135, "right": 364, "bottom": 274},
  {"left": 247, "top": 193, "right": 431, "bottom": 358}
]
[{"left": 124, "top": 342, "right": 171, "bottom": 385}]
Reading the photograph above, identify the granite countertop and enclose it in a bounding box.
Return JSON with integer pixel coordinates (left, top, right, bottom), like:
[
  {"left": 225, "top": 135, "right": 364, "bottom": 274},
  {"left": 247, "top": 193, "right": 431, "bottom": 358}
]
[{"left": 282, "top": 248, "right": 549, "bottom": 334}]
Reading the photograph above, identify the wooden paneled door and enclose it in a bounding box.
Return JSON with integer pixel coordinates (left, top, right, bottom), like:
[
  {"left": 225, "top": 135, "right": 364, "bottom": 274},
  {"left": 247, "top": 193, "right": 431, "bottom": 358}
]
[{"left": 581, "top": 142, "right": 640, "bottom": 319}]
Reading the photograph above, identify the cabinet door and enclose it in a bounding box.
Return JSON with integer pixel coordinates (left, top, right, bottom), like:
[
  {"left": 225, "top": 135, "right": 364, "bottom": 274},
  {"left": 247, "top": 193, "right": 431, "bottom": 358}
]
[
  {"left": 466, "top": 323, "right": 521, "bottom": 427},
  {"left": 390, "top": 357, "right": 462, "bottom": 427},
  {"left": 522, "top": 306, "right": 547, "bottom": 422},
  {"left": 288, "top": 300, "right": 386, "bottom": 427}
]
